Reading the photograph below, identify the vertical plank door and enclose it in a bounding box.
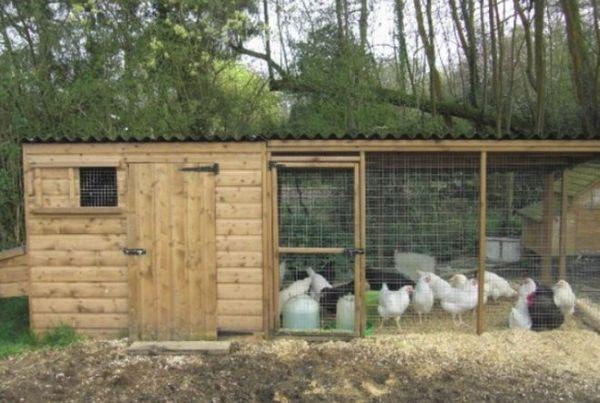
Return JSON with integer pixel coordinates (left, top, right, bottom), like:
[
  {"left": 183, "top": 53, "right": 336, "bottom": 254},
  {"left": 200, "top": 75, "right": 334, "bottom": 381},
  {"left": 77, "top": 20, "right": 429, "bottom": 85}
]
[{"left": 127, "top": 163, "right": 217, "bottom": 340}]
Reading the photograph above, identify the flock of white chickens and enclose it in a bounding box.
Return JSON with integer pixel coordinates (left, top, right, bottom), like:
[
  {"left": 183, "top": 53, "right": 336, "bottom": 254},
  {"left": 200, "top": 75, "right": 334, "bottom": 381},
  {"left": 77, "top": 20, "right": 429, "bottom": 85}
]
[
  {"left": 377, "top": 271, "right": 578, "bottom": 331},
  {"left": 279, "top": 259, "right": 579, "bottom": 332}
]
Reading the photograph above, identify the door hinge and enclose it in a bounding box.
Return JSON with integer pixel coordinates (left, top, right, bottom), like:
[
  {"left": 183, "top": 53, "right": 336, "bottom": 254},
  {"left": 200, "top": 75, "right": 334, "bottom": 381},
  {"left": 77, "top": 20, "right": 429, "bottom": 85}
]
[
  {"left": 180, "top": 163, "right": 219, "bottom": 174},
  {"left": 344, "top": 248, "right": 365, "bottom": 256},
  {"left": 268, "top": 161, "right": 285, "bottom": 170},
  {"left": 123, "top": 248, "right": 147, "bottom": 256}
]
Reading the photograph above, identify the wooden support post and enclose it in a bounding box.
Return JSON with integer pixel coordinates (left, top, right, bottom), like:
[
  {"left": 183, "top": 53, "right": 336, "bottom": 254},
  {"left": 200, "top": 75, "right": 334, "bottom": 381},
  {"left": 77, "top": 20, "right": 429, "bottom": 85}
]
[
  {"left": 358, "top": 153, "right": 367, "bottom": 336},
  {"left": 541, "top": 172, "right": 555, "bottom": 285},
  {"left": 271, "top": 166, "right": 281, "bottom": 331},
  {"left": 477, "top": 151, "right": 487, "bottom": 335},
  {"left": 558, "top": 169, "right": 569, "bottom": 280}
]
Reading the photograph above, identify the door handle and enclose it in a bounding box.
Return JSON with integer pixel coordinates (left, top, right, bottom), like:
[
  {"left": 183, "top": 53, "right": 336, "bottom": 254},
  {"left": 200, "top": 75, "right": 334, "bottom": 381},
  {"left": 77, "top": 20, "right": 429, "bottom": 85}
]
[{"left": 123, "top": 248, "right": 146, "bottom": 256}]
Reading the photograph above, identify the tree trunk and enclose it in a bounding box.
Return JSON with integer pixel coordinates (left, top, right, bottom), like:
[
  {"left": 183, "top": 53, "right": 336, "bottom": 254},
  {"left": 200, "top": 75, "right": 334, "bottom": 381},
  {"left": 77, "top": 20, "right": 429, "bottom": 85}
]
[
  {"left": 359, "top": 0, "right": 368, "bottom": 51},
  {"left": 560, "top": 0, "right": 599, "bottom": 136},
  {"left": 413, "top": 0, "right": 443, "bottom": 115},
  {"left": 533, "top": 0, "right": 546, "bottom": 134}
]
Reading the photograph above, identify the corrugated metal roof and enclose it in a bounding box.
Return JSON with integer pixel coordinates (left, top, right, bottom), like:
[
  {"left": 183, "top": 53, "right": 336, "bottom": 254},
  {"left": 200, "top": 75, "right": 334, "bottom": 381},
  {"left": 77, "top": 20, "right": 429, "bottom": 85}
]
[
  {"left": 22, "top": 131, "right": 600, "bottom": 143},
  {"left": 519, "top": 159, "right": 600, "bottom": 221}
]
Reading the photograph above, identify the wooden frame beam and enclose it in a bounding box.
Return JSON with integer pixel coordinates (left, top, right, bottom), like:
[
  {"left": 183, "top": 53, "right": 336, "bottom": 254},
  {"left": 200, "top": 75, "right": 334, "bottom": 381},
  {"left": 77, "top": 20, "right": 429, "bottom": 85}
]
[
  {"left": 267, "top": 139, "right": 600, "bottom": 153},
  {"left": 541, "top": 172, "right": 556, "bottom": 285},
  {"left": 558, "top": 169, "right": 569, "bottom": 280},
  {"left": 477, "top": 151, "right": 487, "bottom": 335}
]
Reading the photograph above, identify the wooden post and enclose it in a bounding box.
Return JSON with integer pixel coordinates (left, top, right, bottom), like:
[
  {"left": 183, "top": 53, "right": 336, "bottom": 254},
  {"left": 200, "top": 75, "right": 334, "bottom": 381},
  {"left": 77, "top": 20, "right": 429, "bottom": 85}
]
[
  {"left": 359, "top": 153, "right": 367, "bottom": 336},
  {"left": 541, "top": 172, "right": 555, "bottom": 285},
  {"left": 477, "top": 151, "right": 487, "bottom": 335},
  {"left": 558, "top": 169, "right": 569, "bottom": 280},
  {"left": 271, "top": 166, "right": 281, "bottom": 331}
]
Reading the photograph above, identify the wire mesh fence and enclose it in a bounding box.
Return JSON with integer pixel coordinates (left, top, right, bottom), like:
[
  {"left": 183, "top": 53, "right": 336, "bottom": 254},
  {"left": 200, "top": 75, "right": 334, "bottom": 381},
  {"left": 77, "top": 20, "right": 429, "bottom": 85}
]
[
  {"left": 277, "top": 167, "right": 357, "bottom": 333},
  {"left": 365, "top": 153, "right": 481, "bottom": 333},
  {"left": 274, "top": 153, "right": 600, "bottom": 335}
]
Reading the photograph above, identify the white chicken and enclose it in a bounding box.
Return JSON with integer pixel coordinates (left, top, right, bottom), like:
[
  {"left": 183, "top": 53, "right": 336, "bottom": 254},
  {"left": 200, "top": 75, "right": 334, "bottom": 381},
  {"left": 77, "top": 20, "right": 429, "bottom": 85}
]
[
  {"left": 450, "top": 273, "right": 488, "bottom": 306},
  {"left": 413, "top": 272, "right": 434, "bottom": 323},
  {"left": 394, "top": 251, "right": 436, "bottom": 282},
  {"left": 377, "top": 283, "right": 413, "bottom": 329},
  {"left": 441, "top": 278, "right": 479, "bottom": 325},
  {"left": 484, "top": 271, "right": 517, "bottom": 302},
  {"left": 449, "top": 273, "right": 468, "bottom": 288},
  {"left": 427, "top": 272, "right": 453, "bottom": 301},
  {"left": 279, "top": 277, "right": 311, "bottom": 315},
  {"left": 552, "top": 280, "right": 576, "bottom": 316},
  {"left": 508, "top": 278, "right": 537, "bottom": 330},
  {"left": 306, "top": 267, "right": 333, "bottom": 301}
]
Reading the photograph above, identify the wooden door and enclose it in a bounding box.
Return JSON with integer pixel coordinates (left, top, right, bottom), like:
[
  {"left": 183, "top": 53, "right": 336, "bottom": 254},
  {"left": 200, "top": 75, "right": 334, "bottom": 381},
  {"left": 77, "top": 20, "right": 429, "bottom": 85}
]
[
  {"left": 127, "top": 163, "right": 217, "bottom": 340},
  {"left": 272, "top": 161, "right": 365, "bottom": 336}
]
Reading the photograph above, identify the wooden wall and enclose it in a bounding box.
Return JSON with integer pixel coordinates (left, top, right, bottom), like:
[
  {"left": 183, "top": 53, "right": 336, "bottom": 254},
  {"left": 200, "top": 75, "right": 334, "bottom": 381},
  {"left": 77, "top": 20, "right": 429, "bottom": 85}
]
[
  {"left": 0, "top": 246, "right": 29, "bottom": 298},
  {"left": 23, "top": 143, "right": 266, "bottom": 337}
]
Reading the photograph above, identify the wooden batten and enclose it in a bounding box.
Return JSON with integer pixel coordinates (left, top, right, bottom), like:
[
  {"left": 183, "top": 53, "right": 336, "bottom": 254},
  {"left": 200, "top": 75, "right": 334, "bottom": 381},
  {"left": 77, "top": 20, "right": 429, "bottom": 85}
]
[
  {"left": 558, "top": 169, "right": 569, "bottom": 280},
  {"left": 476, "top": 151, "right": 487, "bottom": 335},
  {"left": 541, "top": 172, "right": 556, "bottom": 285}
]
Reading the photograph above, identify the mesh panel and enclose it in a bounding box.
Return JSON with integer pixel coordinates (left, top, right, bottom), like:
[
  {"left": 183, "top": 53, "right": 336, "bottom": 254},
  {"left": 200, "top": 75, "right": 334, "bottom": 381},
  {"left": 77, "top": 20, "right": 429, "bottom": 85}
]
[
  {"left": 278, "top": 168, "right": 354, "bottom": 248},
  {"left": 80, "top": 167, "right": 118, "bottom": 207},
  {"left": 277, "top": 167, "right": 356, "bottom": 333},
  {"left": 273, "top": 154, "right": 600, "bottom": 335},
  {"left": 486, "top": 154, "right": 600, "bottom": 332},
  {"left": 365, "top": 153, "right": 480, "bottom": 333}
]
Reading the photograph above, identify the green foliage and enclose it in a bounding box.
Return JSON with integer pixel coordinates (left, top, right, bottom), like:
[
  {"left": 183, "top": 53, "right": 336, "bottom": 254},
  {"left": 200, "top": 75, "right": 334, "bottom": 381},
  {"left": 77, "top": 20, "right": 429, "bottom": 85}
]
[
  {"left": 39, "top": 325, "right": 82, "bottom": 348},
  {"left": 0, "top": 141, "right": 23, "bottom": 249},
  {"left": 281, "top": 23, "right": 478, "bottom": 137},
  {"left": 0, "top": 297, "right": 81, "bottom": 359},
  {"left": 0, "top": 1, "right": 283, "bottom": 247}
]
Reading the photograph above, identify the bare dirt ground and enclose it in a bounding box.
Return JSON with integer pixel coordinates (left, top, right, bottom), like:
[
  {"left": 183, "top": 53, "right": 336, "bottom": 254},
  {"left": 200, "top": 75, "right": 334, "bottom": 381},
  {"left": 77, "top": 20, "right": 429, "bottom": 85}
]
[{"left": 1, "top": 329, "right": 599, "bottom": 402}]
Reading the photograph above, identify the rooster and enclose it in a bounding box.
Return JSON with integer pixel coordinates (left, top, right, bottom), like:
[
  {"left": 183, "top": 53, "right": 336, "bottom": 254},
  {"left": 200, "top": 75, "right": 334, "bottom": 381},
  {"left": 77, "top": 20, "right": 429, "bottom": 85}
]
[
  {"left": 377, "top": 283, "right": 413, "bottom": 329},
  {"left": 552, "top": 280, "right": 576, "bottom": 316},
  {"left": 529, "top": 281, "right": 565, "bottom": 331}
]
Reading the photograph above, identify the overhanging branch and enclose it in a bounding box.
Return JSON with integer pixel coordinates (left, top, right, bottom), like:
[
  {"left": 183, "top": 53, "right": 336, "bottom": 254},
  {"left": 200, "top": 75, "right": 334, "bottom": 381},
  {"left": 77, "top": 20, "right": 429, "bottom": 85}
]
[{"left": 233, "top": 46, "right": 531, "bottom": 134}]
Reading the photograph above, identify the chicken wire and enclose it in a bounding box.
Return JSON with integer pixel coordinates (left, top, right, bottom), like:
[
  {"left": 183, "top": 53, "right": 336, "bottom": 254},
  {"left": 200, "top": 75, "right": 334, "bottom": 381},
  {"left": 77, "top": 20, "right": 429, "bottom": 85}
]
[
  {"left": 79, "top": 167, "right": 118, "bottom": 207},
  {"left": 485, "top": 154, "right": 600, "bottom": 331},
  {"left": 274, "top": 153, "right": 600, "bottom": 335},
  {"left": 365, "top": 153, "right": 481, "bottom": 332},
  {"left": 276, "top": 167, "right": 357, "bottom": 333}
]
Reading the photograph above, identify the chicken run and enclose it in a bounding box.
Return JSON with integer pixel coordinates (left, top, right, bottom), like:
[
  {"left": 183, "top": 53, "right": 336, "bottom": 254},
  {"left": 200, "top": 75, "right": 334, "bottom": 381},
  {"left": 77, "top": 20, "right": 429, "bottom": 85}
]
[{"left": 275, "top": 153, "right": 600, "bottom": 335}]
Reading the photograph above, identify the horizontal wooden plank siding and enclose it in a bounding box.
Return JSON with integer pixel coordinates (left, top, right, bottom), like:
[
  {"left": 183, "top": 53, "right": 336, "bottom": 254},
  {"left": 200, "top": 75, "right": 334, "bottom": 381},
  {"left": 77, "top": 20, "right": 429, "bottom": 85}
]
[
  {"left": 24, "top": 142, "right": 266, "bottom": 336},
  {"left": 0, "top": 247, "right": 29, "bottom": 298}
]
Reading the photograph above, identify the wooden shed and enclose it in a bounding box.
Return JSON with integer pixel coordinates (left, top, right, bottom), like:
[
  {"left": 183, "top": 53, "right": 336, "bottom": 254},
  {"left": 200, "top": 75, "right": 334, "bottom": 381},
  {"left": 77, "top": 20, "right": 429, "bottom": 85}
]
[
  {"left": 1, "top": 136, "right": 600, "bottom": 339},
  {"left": 519, "top": 159, "right": 600, "bottom": 257}
]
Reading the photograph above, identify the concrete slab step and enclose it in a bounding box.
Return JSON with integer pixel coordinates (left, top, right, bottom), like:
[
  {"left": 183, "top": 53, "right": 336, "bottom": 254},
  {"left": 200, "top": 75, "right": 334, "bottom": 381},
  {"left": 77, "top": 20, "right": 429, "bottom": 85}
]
[{"left": 128, "top": 340, "right": 231, "bottom": 355}]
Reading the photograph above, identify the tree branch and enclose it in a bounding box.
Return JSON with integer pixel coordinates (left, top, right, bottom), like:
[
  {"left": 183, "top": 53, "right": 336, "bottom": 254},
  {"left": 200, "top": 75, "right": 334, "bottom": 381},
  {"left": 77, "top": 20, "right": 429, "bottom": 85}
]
[{"left": 232, "top": 47, "right": 530, "bottom": 133}]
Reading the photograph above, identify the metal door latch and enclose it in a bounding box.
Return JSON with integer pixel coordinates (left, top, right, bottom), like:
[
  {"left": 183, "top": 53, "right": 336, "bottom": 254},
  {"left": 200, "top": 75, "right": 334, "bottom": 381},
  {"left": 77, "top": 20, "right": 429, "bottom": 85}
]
[
  {"left": 344, "top": 248, "right": 365, "bottom": 256},
  {"left": 123, "top": 248, "right": 146, "bottom": 256},
  {"left": 180, "top": 163, "right": 219, "bottom": 174}
]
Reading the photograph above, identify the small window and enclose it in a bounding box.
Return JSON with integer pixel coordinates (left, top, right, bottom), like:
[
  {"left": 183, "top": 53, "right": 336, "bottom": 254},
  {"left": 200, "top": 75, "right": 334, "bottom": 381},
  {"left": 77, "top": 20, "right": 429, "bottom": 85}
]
[{"left": 80, "top": 167, "right": 118, "bottom": 207}]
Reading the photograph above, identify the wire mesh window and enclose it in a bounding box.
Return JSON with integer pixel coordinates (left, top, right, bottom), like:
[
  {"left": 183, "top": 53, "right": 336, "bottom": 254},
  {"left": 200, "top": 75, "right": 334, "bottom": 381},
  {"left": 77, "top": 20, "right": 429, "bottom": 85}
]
[
  {"left": 276, "top": 167, "right": 357, "bottom": 333},
  {"left": 279, "top": 253, "right": 355, "bottom": 332},
  {"left": 79, "top": 167, "right": 118, "bottom": 207},
  {"left": 277, "top": 168, "right": 354, "bottom": 248}
]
